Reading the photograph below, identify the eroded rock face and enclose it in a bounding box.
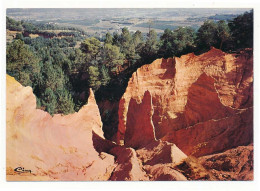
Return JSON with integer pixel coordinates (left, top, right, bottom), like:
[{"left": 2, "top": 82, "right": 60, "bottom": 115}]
[
  {"left": 123, "top": 87, "right": 187, "bottom": 168},
  {"left": 6, "top": 75, "right": 115, "bottom": 181},
  {"left": 117, "top": 48, "right": 253, "bottom": 157},
  {"left": 107, "top": 89, "right": 187, "bottom": 180},
  {"left": 124, "top": 91, "right": 157, "bottom": 148},
  {"left": 143, "top": 164, "right": 187, "bottom": 181},
  {"left": 6, "top": 47, "right": 253, "bottom": 181},
  {"left": 6, "top": 74, "right": 188, "bottom": 181},
  {"left": 109, "top": 146, "right": 149, "bottom": 181},
  {"left": 199, "top": 145, "right": 253, "bottom": 180},
  {"left": 136, "top": 140, "right": 187, "bottom": 166}
]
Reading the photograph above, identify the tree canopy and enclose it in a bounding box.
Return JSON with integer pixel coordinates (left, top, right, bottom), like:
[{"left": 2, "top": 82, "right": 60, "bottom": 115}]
[
  {"left": 6, "top": 10, "right": 253, "bottom": 118},
  {"left": 80, "top": 37, "right": 101, "bottom": 60},
  {"left": 228, "top": 10, "right": 253, "bottom": 49}
]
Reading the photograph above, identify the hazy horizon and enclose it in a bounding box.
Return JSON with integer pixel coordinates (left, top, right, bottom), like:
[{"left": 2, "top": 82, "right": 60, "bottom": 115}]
[{"left": 6, "top": 8, "right": 252, "bottom": 35}]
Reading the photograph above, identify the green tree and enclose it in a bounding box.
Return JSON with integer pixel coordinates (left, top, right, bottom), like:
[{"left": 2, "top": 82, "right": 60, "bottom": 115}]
[
  {"left": 80, "top": 37, "right": 101, "bottom": 60},
  {"left": 6, "top": 40, "right": 40, "bottom": 86},
  {"left": 215, "top": 20, "right": 231, "bottom": 50},
  {"left": 42, "top": 87, "right": 57, "bottom": 115},
  {"left": 119, "top": 27, "right": 132, "bottom": 52},
  {"left": 158, "top": 28, "right": 174, "bottom": 58},
  {"left": 15, "top": 33, "right": 24, "bottom": 40},
  {"left": 140, "top": 30, "right": 159, "bottom": 63},
  {"left": 119, "top": 27, "right": 134, "bottom": 63},
  {"left": 69, "top": 48, "right": 86, "bottom": 72},
  {"left": 88, "top": 65, "right": 101, "bottom": 91},
  {"left": 132, "top": 30, "right": 143, "bottom": 47},
  {"left": 18, "top": 71, "right": 32, "bottom": 87},
  {"left": 196, "top": 20, "right": 218, "bottom": 52},
  {"left": 6, "top": 16, "right": 23, "bottom": 31},
  {"left": 50, "top": 48, "right": 72, "bottom": 75},
  {"left": 56, "top": 88, "right": 75, "bottom": 114},
  {"left": 102, "top": 43, "right": 125, "bottom": 72},
  {"left": 105, "top": 32, "right": 113, "bottom": 44},
  {"left": 100, "top": 65, "right": 111, "bottom": 86},
  {"left": 127, "top": 43, "right": 140, "bottom": 65},
  {"left": 39, "top": 59, "right": 75, "bottom": 114},
  {"left": 132, "top": 30, "right": 144, "bottom": 56},
  {"left": 171, "top": 27, "right": 196, "bottom": 56},
  {"left": 112, "top": 32, "right": 120, "bottom": 47},
  {"left": 228, "top": 10, "right": 253, "bottom": 49},
  {"left": 125, "top": 30, "right": 144, "bottom": 64}
]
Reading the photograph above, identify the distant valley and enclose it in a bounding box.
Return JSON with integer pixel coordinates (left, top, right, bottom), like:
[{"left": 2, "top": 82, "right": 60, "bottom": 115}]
[{"left": 7, "top": 8, "right": 250, "bottom": 36}]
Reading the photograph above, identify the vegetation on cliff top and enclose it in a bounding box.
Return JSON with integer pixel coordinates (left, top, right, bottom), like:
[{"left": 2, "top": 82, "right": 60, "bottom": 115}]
[{"left": 6, "top": 10, "right": 253, "bottom": 119}]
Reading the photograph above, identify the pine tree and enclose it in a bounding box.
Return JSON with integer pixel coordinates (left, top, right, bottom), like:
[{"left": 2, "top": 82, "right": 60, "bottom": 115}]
[{"left": 228, "top": 10, "right": 253, "bottom": 49}]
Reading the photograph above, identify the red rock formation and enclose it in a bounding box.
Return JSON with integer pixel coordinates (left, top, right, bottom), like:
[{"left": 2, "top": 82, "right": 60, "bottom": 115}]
[
  {"left": 6, "top": 47, "right": 253, "bottom": 181},
  {"left": 108, "top": 89, "right": 187, "bottom": 180},
  {"left": 136, "top": 140, "right": 187, "bottom": 166},
  {"left": 117, "top": 48, "right": 253, "bottom": 157},
  {"left": 123, "top": 88, "right": 187, "bottom": 169},
  {"left": 143, "top": 164, "right": 187, "bottom": 181},
  {"left": 109, "top": 146, "right": 149, "bottom": 181},
  {"left": 184, "top": 73, "right": 234, "bottom": 126},
  {"left": 6, "top": 75, "right": 115, "bottom": 181},
  {"left": 164, "top": 107, "right": 253, "bottom": 157},
  {"left": 6, "top": 74, "right": 187, "bottom": 181},
  {"left": 199, "top": 145, "right": 253, "bottom": 180},
  {"left": 124, "top": 91, "right": 157, "bottom": 148}
]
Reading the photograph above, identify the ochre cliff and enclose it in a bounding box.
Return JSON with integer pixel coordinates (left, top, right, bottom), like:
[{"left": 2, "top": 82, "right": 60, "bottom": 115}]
[
  {"left": 6, "top": 74, "right": 187, "bottom": 181},
  {"left": 124, "top": 91, "right": 157, "bottom": 148},
  {"left": 6, "top": 47, "right": 253, "bottom": 181},
  {"left": 117, "top": 47, "right": 253, "bottom": 157},
  {"left": 6, "top": 75, "right": 115, "bottom": 181}
]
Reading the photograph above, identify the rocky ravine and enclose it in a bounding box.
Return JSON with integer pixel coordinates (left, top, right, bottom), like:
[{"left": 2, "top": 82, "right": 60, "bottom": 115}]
[
  {"left": 6, "top": 48, "right": 253, "bottom": 181},
  {"left": 117, "top": 47, "right": 253, "bottom": 157}
]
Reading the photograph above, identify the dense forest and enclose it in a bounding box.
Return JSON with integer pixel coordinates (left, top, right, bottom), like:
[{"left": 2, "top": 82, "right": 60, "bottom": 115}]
[{"left": 6, "top": 10, "right": 253, "bottom": 137}]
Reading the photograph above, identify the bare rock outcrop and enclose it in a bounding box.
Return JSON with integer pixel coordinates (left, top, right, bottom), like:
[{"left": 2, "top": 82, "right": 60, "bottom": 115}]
[
  {"left": 117, "top": 48, "right": 253, "bottom": 157},
  {"left": 136, "top": 140, "right": 187, "bottom": 166},
  {"left": 6, "top": 47, "right": 253, "bottom": 181},
  {"left": 6, "top": 75, "right": 115, "bottom": 181},
  {"left": 113, "top": 88, "right": 187, "bottom": 180},
  {"left": 198, "top": 145, "right": 253, "bottom": 180},
  {"left": 109, "top": 146, "right": 149, "bottom": 181},
  {"left": 124, "top": 91, "right": 157, "bottom": 148},
  {"left": 6, "top": 74, "right": 187, "bottom": 181},
  {"left": 143, "top": 164, "right": 187, "bottom": 181}
]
